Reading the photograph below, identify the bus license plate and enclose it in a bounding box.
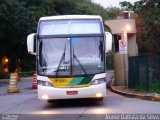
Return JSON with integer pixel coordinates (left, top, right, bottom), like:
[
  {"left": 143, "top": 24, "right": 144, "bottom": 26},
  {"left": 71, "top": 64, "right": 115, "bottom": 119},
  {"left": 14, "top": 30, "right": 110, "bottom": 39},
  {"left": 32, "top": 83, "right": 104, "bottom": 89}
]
[{"left": 66, "top": 91, "right": 78, "bottom": 95}]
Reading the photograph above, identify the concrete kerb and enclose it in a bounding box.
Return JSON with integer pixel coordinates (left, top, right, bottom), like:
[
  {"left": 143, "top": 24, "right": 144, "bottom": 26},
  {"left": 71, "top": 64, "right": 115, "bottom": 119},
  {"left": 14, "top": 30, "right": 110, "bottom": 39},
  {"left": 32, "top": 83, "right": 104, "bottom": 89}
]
[{"left": 110, "top": 80, "right": 160, "bottom": 101}]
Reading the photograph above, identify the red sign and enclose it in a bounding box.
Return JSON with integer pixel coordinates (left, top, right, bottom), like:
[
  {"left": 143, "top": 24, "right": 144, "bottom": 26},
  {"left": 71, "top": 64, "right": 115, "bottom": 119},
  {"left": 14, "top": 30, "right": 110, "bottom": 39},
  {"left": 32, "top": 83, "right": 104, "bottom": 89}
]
[
  {"left": 119, "top": 40, "right": 126, "bottom": 48},
  {"left": 119, "top": 39, "right": 127, "bottom": 54},
  {"left": 66, "top": 91, "right": 78, "bottom": 95}
]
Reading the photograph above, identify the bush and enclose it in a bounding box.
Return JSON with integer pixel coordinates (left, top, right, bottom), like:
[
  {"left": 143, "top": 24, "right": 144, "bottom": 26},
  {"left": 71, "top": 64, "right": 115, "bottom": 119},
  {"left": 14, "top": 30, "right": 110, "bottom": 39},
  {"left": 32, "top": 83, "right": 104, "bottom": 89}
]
[
  {"left": 18, "top": 71, "right": 35, "bottom": 77},
  {"left": 106, "top": 52, "right": 114, "bottom": 70}
]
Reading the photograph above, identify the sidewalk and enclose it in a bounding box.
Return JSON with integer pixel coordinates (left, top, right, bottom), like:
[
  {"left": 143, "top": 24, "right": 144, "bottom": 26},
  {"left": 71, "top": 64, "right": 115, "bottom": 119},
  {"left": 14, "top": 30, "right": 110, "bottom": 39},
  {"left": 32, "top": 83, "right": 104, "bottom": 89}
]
[{"left": 110, "top": 81, "right": 160, "bottom": 101}]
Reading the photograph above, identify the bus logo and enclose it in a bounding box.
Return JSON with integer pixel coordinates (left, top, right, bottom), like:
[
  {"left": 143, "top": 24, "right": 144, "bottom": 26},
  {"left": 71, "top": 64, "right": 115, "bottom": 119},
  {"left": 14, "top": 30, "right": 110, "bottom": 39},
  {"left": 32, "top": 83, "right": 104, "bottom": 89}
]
[{"left": 54, "top": 79, "right": 66, "bottom": 83}]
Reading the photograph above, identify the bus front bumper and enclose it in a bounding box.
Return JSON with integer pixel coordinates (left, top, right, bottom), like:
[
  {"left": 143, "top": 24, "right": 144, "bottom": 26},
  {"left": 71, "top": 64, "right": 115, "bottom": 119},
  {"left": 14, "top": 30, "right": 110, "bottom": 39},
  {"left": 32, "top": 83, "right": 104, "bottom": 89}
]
[{"left": 38, "top": 83, "right": 106, "bottom": 100}]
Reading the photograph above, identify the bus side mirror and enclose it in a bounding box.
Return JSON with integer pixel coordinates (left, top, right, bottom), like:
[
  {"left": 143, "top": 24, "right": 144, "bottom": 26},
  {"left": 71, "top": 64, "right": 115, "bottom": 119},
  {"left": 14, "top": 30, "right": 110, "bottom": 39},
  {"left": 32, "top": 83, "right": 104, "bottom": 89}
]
[
  {"left": 27, "top": 33, "right": 36, "bottom": 55},
  {"left": 105, "top": 32, "right": 112, "bottom": 53}
]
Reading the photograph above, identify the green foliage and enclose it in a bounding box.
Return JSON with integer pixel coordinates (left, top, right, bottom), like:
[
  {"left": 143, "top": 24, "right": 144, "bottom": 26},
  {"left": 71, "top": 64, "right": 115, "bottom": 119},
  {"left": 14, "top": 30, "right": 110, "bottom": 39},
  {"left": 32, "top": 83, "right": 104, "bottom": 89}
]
[
  {"left": 0, "top": 0, "right": 37, "bottom": 72},
  {"left": 136, "top": 1, "right": 160, "bottom": 54},
  {"left": 106, "top": 52, "right": 114, "bottom": 70},
  {"left": 119, "top": 1, "right": 133, "bottom": 10},
  {"left": 0, "top": 0, "right": 57, "bottom": 72},
  {"left": 150, "top": 83, "right": 160, "bottom": 93},
  {"left": 105, "top": 7, "right": 122, "bottom": 19},
  {"left": 18, "top": 71, "right": 35, "bottom": 77},
  {"left": 135, "top": 82, "right": 160, "bottom": 93},
  {"left": 2, "top": 73, "right": 10, "bottom": 79},
  {"left": 20, "top": 54, "right": 36, "bottom": 71},
  {"left": 120, "top": 0, "right": 160, "bottom": 54},
  {"left": 135, "top": 85, "right": 147, "bottom": 92},
  {"left": 0, "top": 0, "right": 35, "bottom": 45},
  {"left": 53, "top": 0, "right": 78, "bottom": 15},
  {"left": 53, "top": 0, "right": 118, "bottom": 20}
]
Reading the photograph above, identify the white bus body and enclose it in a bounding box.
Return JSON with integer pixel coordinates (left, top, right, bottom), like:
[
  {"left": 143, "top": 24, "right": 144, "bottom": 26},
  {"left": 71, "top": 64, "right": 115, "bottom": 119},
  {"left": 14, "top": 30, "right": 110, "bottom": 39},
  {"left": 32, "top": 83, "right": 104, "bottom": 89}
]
[{"left": 27, "top": 15, "right": 112, "bottom": 101}]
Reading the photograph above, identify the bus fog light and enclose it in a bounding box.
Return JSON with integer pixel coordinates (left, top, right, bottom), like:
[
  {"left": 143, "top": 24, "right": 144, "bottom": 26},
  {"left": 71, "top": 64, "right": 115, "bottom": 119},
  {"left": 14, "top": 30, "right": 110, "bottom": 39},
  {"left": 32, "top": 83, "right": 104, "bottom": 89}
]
[
  {"left": 42, "top": 95, "right": 49, "bottom": 100},
  {"left": 96, "top": 93, "right": 103, "bottom": 98}
]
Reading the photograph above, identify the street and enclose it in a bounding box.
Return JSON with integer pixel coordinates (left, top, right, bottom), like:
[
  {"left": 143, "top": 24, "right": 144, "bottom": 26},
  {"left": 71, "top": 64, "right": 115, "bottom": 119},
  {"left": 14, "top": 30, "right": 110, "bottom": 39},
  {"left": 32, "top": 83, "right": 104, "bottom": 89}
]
[
  {"left": 1, "top": 88, "right": 160, "bottom": 114},
  {"left": 0, "top": 72, "right": 160, "bottom": 119}
]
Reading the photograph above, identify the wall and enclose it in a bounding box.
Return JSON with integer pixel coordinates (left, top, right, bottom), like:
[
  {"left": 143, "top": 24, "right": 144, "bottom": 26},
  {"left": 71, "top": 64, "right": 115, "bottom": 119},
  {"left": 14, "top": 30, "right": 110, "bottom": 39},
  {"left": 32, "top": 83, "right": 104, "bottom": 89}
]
[{"left": 105, "top": 19, "right": 137, "bottom": 86}]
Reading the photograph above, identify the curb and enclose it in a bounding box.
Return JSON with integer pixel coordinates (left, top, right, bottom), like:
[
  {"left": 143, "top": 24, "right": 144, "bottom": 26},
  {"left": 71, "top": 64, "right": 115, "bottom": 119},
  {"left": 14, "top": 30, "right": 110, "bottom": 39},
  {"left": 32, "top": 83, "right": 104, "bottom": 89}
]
[{"left": 110, "top": 83, "right": 160, "bottom": 101}]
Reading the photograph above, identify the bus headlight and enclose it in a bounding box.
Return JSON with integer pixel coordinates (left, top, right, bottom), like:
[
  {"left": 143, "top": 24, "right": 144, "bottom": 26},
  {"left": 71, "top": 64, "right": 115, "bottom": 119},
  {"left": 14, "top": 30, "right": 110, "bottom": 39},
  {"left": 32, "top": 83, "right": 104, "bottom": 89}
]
[
  {"left": 38, "top": 80, "right": 53, "bottom": 87},
  {"left": 91, "top": 78, "right": 105, "bottom": 85}
]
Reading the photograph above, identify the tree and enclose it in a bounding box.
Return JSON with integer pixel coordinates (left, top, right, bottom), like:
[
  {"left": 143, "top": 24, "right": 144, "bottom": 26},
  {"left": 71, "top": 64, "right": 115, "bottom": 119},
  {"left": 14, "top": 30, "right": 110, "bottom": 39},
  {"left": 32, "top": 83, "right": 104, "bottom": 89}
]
[
  {"left": 120, "top": 0, "right": 160, "bottom": 54},
  {"left": 105, "top": 7, "right": 122, "bottom": 19},
  {"left": 134, "top": 0, "right": 160, "bottom": 54},
  {"left": 53, "top": 0, "right": 120, "bottom": 20},
  {"left": 119, "top": 1, "right": 133, "bottom": 10},
  {"left": 0, "top": 0, "right": 36, "bottom": 71}
]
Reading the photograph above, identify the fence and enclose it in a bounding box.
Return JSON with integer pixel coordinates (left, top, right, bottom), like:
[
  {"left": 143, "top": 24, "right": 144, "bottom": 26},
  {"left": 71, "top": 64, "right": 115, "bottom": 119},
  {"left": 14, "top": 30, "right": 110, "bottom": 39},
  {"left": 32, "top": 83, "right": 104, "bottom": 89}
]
[{"left": 129, "top": 54, "right": 160, "bottom": 90}]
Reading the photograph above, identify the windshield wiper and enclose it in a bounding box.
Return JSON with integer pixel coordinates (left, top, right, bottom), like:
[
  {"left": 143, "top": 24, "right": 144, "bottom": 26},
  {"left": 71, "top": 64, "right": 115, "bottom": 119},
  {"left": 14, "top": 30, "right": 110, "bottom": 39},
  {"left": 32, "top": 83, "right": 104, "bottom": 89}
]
[
  {"left": 72, "top": 41, "right": 87, "bottom": 75},
  {"left": 55, "top": 43, "right": 66, "bottom": 76},
  {"left": 55, "top": 40, "right": 87, "bottom": 76},
  {"left": 73, "top": 54, "right": 87, "bottom": 75}
]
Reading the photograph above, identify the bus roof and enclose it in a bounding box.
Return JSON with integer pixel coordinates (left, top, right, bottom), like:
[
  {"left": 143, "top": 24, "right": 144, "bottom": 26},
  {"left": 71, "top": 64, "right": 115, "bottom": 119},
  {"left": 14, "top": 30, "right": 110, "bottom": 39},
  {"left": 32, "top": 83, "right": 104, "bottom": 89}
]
[{"left": 39, "top": 15, "right": 102, "bottom": 21}]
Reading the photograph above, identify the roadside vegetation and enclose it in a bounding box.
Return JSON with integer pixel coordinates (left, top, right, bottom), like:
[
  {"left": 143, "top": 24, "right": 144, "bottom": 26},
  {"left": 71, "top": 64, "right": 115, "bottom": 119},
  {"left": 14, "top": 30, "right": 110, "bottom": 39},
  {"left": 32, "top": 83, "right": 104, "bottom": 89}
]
[
  {"left": 135, "top": 83, "right": 160, "bottom": 93},
  {"left": 120, "top": 0, "right": 160, "bottom": 54}
]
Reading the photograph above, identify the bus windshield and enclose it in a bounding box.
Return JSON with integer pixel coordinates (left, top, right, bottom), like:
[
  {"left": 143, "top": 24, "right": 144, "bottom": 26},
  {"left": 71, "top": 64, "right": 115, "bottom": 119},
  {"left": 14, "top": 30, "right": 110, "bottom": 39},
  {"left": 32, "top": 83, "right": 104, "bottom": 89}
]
[{"left": 38, "top": 37, "right": 105, "bottom": 76}]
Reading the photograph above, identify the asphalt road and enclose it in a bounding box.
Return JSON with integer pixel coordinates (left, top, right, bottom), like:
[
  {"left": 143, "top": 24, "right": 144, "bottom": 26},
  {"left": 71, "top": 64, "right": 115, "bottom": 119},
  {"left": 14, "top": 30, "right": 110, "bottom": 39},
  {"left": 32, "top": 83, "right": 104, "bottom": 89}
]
[
  {"left": 1, "top": 89, "right": 160, "bottom": 114},
  {"left": 0, "top": 72, "right": 160, "bottom": 120}
]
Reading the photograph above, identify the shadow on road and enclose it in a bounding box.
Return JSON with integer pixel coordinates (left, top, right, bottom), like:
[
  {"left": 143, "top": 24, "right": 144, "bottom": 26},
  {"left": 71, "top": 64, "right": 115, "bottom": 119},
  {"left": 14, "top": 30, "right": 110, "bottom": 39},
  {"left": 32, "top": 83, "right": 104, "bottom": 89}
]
[{"left": 44, "top": 98, "right": 104, "bottom": 108}]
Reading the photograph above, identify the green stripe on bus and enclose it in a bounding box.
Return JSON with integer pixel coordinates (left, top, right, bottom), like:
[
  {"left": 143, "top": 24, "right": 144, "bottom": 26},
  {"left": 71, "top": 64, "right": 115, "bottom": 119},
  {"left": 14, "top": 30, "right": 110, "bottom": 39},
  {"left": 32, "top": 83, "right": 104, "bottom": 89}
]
[
  {"left": 67, "top": 76, "right": 93, "bottom": 86},
  {"left": 78, "top": 76, "right": 93, "bottom": 85},
  {"left": 67, "top": 77, "right": 83, "bottom": 86}
]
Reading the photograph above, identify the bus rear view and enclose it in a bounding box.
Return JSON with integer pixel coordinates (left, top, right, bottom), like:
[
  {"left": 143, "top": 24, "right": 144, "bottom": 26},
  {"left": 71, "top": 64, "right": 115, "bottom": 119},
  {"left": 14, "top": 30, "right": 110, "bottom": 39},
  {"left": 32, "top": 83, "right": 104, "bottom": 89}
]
[{"left": 27, "top": 15, "right": 111, "bottom": 102}]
